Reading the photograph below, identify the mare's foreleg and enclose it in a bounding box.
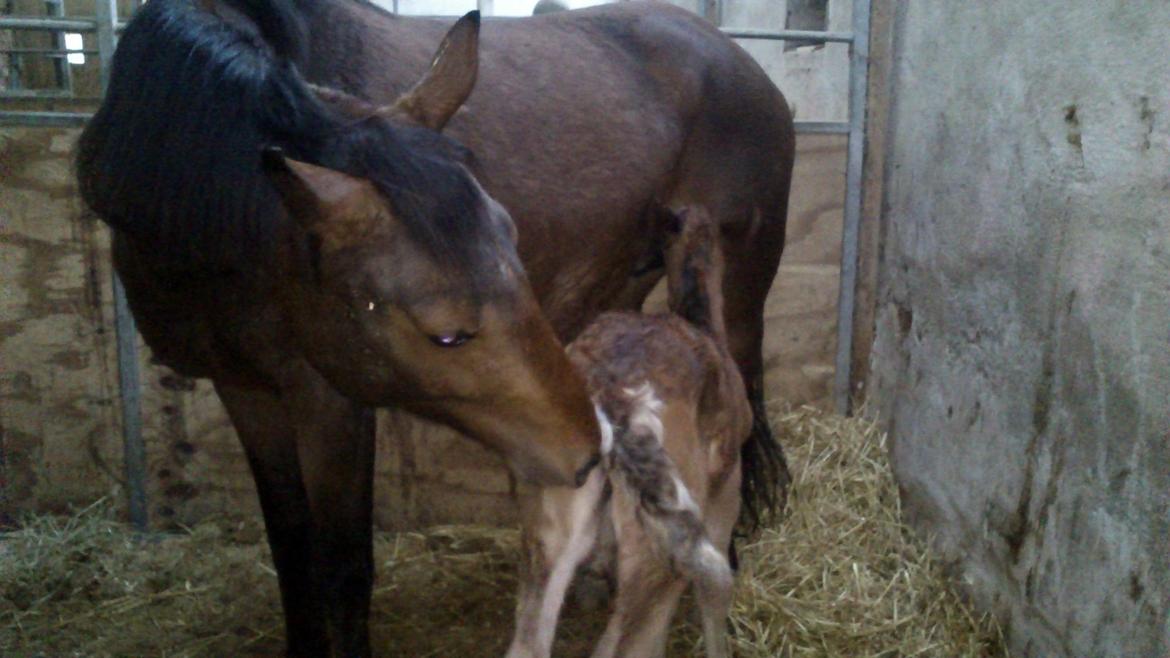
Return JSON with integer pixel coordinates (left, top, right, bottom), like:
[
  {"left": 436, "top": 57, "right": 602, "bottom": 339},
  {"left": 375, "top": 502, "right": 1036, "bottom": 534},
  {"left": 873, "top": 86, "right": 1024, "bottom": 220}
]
[
  {"left": 719, "top": 215, "right": 792, "bottom": 522},
  {"left": 216, "top": 374, "right": 375, "bottom": 658},
  {"left": 216, "top": 382, "right": 328, "bottom": 657}
]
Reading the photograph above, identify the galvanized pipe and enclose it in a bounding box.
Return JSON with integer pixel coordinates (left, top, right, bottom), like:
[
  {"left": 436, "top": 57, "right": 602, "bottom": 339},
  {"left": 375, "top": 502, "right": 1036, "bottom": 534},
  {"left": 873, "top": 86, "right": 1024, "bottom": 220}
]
[
  {"left": 832, "top": 0, "right": 872, "bottom": 415},
  {"left": 0, "top": 16, "right": 97, "bottom": 31},
  {"left": 721, "top": 27, "right": 853, "bottom": 43},
  {"left": 90, "top": 0, "right": 150, "bottom": 531},
  {"left": 0, "top": 89, "right": 74, "bottom": 99},
  {"left": 111, "top": 276, "right": 147, "bottom": 530},
  {"left": 0, "top": 48, "right": 100, "bottom": 55},
  {"left": 0, "top": 110, "right": 90, "bottom": 126},
  {"left": 794, "top": 120, "right": 850, "bottom": 135}
]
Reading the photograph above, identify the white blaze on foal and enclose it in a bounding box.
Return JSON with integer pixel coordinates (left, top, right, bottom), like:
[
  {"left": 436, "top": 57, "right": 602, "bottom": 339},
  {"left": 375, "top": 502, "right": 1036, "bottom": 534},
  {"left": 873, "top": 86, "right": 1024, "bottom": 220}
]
[{"left": 507, "top": 206, "right": 754, "bottom": 658}]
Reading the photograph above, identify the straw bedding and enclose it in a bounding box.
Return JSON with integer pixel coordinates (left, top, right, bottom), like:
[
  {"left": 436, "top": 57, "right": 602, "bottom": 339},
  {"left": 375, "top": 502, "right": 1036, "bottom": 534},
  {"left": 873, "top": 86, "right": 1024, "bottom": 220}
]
[{"left": 0, "top": 407, "right": 1006, "bottom": 657}]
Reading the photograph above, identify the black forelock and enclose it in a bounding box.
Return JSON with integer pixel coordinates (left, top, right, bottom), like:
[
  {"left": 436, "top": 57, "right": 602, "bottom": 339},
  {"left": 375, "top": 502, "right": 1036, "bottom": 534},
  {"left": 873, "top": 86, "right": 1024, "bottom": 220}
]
[
  {"left": 316, "top": 117, "right": 488, "bottom": 268},
  {"left": 77, "top": 0, "right": 490, "bottom": 271}
]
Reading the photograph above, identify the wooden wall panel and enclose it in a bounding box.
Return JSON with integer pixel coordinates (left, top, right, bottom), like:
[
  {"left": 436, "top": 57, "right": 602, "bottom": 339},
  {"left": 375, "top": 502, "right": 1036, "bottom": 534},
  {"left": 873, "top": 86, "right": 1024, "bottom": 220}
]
[{"left": 1, "top": 128, "right": 844, "bottom": 529}]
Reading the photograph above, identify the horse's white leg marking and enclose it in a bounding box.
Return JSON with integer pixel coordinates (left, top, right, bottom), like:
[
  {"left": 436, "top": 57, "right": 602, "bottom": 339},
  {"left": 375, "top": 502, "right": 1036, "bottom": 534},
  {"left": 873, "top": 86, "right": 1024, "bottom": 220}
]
[
  {"left": 507, "top": 466, "right": 606, "bottom": 658},
  {"left": 696, "top": 458, "right": 742, "bottom": 658}
]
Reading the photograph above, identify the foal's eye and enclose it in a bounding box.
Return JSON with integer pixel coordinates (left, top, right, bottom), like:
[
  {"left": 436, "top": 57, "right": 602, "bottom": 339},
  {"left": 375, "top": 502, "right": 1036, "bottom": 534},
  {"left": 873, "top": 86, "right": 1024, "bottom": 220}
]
[{"left": 428, "top": 330, "right": 475, "bottom": 348}]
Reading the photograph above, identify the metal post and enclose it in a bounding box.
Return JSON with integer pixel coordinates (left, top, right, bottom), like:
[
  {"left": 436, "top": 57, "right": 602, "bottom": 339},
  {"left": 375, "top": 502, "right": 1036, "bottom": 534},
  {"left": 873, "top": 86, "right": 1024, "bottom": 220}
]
[
  {"left": 702, "top": 0, "right": 721, "bottom": 26},
  {"left": 46, "top": 0, "right": 74, "bottom": 97},
  {"left": 832, "top": 0, "right": 871, "bottom": 415},
  {"left": 721, "top": 27, "right": 853, "bottom": 42},
  {"left": 96, "top": 0, "right": 148, "bottom": 531},
  {"left": 95, "top": 0, "right": 116, "bottom": 89}
]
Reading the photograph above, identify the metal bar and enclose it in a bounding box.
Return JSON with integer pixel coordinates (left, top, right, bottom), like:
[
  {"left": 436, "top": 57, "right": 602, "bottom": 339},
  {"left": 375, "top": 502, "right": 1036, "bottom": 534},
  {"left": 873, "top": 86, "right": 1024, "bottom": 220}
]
[
  {"left": 0, "top": 110, "right": 90, "bottom": 126},
  {"left": 794, "top": 120, "right": 850, "bottom": 135},
  {"left": 0, "top": 48, "right": 99, "bottom": 54},
  {"left": 95, "top": 0, "right": 117, "bottom": 90},
  {"left": 112, "top": 277, "right": 147, "bottom": 531},
  {"left": 833, "top": 0, "right": 872, "bottom": 416},
  {"left": 92, "top": 0, "right": 149, "bottom": 531},
  {"left": 720, "top": 27, "right": 854, "bottom": 43},
  {"left": 0, "top": 16, "right": 96, "bottom": 31},
  {"left": 47, "top": 0, "right": 75, "bottom": 96},
  {"left": 0, "top": 88, "right": 73, "bottom": 98}
]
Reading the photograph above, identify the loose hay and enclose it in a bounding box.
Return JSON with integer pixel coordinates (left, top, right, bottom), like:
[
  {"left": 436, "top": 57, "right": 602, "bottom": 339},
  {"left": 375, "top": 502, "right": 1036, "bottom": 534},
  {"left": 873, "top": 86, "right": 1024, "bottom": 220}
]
[{"left": 0, "top": 407, "right": 1006, "bottom": 657}]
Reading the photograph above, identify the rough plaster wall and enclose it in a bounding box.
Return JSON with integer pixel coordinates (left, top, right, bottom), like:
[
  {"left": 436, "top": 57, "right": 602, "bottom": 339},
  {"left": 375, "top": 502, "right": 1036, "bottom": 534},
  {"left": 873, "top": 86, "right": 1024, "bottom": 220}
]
[{"left": 869, "top": 2, "right": 1170, "bottom": 656}]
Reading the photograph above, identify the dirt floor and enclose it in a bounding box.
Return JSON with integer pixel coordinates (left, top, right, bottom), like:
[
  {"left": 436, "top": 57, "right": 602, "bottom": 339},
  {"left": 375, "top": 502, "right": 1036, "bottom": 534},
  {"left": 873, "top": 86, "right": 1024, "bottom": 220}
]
[{"left": 0, "top": 407, "right": 1007, "bottom": 657}]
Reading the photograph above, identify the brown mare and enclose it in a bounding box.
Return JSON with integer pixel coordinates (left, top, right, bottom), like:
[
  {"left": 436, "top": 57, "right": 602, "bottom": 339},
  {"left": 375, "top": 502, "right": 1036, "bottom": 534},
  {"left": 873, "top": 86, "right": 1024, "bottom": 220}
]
[
  {"left": 508, "top": 206, "right": 751, "bottom": 658},
  {"left": 77, "top": 0, "right": 794, "bottom": 655}
]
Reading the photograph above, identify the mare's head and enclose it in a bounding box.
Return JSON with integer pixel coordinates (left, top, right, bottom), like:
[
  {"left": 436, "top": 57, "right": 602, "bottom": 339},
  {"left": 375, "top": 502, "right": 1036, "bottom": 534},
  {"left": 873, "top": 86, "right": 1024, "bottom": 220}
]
[{"left": 265, "top": 13, "right": 598, "bottom": 486}]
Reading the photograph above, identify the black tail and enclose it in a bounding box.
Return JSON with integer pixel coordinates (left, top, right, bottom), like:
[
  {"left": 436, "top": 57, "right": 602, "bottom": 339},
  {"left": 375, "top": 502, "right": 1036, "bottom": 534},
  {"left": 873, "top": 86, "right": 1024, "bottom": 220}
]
[
  {"left": 740, "top": 382, "right": 790, "bottom": 529},
  {"left": 76, "top": 0, "right": 331, "bottom": 269},
  {"left": 601, "top": 388, "right": 732, "bottom": 594}
]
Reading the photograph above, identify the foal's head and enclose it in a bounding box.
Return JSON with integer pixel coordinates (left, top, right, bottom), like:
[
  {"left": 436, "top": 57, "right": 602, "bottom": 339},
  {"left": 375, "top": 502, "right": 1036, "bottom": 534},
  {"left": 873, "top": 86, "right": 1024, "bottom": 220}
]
[
  {"left": 263, "top": 13, "right": 598, "bottom": 486},
  {"left": 663, "top": 206, "right": 727, "bottom": 340}
]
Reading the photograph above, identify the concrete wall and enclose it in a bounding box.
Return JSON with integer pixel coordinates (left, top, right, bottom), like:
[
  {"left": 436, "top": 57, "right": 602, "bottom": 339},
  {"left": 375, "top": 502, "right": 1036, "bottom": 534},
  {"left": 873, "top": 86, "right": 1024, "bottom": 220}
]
[{"left": 869, "top": 2, "right": 1170, "bottom": 656}]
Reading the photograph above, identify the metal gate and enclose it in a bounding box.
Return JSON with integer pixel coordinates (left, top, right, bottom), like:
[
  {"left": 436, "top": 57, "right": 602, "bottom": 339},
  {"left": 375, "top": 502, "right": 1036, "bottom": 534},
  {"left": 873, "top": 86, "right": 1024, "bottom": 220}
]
[{"left": 0, "top": 0, "right": 871, "bottom": 526}]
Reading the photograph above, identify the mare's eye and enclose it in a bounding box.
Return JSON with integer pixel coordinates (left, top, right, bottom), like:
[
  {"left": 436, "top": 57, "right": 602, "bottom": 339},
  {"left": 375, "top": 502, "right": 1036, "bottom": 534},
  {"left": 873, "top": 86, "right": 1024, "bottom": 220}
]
[{"left": 428, "top": 330, "right": 475, "bottom": 348}]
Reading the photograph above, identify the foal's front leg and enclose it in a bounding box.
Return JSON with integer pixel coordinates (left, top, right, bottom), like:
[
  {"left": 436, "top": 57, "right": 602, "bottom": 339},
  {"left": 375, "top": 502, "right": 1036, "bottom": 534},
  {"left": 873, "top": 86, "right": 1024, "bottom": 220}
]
[{"left": 507, "top": 469, "right": 606, "bottom": 658}]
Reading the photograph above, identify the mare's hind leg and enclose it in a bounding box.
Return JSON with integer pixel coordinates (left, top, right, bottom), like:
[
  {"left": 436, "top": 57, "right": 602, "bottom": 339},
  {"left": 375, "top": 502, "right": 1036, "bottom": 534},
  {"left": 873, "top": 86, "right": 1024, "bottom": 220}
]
[
  {"left": 217, "top": 373, "right": 376, "bottom": 658},
  {"left": 508, "top": 469, "right": 607, "bottom": 658},
  {"left": 719, "top": 208, "right": 792, "bottom": 522}
]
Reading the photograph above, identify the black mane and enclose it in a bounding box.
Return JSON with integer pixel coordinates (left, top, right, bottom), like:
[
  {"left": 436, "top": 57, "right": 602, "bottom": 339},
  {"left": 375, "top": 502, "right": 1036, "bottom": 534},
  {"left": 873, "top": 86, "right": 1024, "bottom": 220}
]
[{"left": 77, "top": 0, "right": 484, "bottom": 270}]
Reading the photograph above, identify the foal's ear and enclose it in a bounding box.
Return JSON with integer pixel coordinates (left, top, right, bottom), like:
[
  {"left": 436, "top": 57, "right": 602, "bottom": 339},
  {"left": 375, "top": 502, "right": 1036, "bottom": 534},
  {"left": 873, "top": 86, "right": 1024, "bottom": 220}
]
[
  {"left": 662, "top": 207, "right": 687, "bottom": 235},
  {"left": 262, "top": 148, "right": 381, "bottom": 243},
  {"left": 389, "top": 11, "right": 480, "bottom": 131}
]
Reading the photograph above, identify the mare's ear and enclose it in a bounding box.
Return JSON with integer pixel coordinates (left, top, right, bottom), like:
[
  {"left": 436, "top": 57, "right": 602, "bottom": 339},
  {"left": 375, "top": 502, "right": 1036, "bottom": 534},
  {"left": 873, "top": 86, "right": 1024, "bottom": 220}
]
[
  {"left": 261, "top": 147, "right": 382, "bottom": 246},
  {"left": 389, "top": 11, "right": 480, "bottom": 131}
]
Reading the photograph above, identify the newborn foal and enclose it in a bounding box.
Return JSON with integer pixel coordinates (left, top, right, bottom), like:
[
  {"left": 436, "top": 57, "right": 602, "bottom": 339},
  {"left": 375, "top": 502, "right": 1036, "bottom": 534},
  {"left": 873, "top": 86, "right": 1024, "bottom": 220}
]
[{"left": 508, "top": 207, "right": 753, "bottom": 658}]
